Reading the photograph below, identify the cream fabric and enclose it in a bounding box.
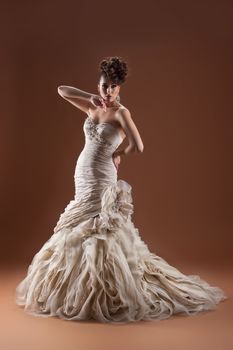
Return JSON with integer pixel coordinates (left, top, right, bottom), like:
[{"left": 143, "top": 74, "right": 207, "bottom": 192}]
[{"left": 15, "top": 113, "right": 228, "bottom": 324}]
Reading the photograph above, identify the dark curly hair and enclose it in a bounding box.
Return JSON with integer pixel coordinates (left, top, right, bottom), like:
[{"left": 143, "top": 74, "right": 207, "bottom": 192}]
[{"left": 98, "top": 56, "right": 129, "bottom": 85}]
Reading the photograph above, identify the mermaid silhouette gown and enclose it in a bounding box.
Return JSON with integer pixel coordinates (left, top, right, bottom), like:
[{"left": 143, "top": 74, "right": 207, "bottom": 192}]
[{"left": 15, "top": 112, "right": 228, "bottom": 324}]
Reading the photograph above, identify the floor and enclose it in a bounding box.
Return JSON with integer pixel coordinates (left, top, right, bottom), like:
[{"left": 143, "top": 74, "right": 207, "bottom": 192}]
[{"left": 0, "top": 264, "right": 232, "bottom": 350}]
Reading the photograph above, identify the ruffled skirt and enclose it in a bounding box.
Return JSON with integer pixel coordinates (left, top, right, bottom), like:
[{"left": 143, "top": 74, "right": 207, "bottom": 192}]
[{"left": 15, "top": 179, "right": 228, "bottom": 324}]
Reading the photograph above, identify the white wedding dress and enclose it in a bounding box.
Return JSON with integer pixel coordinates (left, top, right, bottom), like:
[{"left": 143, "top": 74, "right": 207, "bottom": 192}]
[{"left": 15, "top": 111, "right": 228, "bottom": 324}]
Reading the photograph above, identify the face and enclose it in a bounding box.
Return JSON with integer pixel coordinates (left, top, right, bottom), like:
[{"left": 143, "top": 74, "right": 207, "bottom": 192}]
[{"left": 98, "top": 75, "right": 120, "bottom": 103}]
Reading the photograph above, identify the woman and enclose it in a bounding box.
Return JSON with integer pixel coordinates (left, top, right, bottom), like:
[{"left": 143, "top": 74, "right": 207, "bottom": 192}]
[{"left": 15, "top": 56, "right": 228, "bottom": 324}]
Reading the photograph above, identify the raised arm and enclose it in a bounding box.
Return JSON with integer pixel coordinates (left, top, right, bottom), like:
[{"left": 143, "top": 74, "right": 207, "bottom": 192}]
[{"left": 57, "top": 85, "right": 103, "bottom": 114}]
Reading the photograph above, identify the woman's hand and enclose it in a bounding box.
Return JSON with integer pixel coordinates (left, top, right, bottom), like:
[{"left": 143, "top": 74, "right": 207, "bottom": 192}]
[
  {"left": 112, "top": 153, "right": 121, "bottom": 170},
  {"left": 90, "top": 95, "right": 107, "bottom": 112}
]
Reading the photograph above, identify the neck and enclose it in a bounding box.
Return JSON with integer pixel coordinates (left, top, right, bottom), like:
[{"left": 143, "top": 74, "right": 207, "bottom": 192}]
[{"left": 105, "top": 100, "right": 120, "bottom": 108}]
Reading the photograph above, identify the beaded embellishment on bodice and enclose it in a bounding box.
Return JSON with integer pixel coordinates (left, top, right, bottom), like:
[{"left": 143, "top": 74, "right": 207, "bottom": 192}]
[
  {"left": 84, "top": 115, "right": 123, "bottom": 148},
  {"left": 84, "top": 116, "right": 112, "bottom": 146}
]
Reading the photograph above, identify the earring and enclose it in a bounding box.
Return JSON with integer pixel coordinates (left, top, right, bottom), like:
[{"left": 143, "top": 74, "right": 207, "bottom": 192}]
[{"left": 116, "top": 94, "right": 120, "bottom": 102}]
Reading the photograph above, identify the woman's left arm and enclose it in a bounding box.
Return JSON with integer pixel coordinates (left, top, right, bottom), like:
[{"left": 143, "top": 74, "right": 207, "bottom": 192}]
[{"left": 113, "top": 108, "right": 144, "bottom": 157}]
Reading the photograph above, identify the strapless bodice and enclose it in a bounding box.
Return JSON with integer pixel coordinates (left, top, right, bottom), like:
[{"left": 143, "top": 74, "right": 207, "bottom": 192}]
[{"left": 84, "top": 114, "right": 123, "bottom": 150}]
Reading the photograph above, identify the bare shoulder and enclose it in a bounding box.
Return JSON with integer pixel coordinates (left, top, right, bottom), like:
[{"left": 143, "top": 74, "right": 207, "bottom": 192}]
[
  {"left": 117, "top": 105, "right": 132, "bottom": 123},
  {"left": 88, "top": 102, "right": 98, "bottom": 114},
  {"left": 117, "top": 105, "right": 131, "bottom": 117},
  {"left": 116, "top": 105, "right": 144, "bottom": 151}
]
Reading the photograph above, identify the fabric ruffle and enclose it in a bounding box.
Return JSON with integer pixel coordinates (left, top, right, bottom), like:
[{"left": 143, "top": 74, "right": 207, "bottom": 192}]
[{"left": 15, "top": 179, "right": 228, "bottom": 324}]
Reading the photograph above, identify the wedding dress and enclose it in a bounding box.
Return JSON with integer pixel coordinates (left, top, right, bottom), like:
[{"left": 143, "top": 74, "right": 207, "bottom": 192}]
[{"left": 15, "top": 110, "right": 228, "bottom": 324}]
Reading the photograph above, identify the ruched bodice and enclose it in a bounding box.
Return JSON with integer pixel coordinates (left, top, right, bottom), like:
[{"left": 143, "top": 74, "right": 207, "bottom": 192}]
[
  {"left": 53, "top": 114, "right": 125, "bottom": 233},
  {"left": 84, "top": 114, "right": 123, "bottom": 148},
  {"left": 74, "top": 115, "right": 123, "bottom": 196}
]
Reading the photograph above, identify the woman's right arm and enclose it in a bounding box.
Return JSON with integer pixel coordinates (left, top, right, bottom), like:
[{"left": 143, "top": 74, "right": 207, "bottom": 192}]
[{"left": 57, "top": 85, "right": 105, "bottom": 113}]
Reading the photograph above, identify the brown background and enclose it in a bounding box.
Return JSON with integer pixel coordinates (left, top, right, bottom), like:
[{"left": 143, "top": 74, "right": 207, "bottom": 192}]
[
  {"left": 0, "top": 1, "right": 232, "bottom": 349},
  {"left": 1, "top": 0, "right": 232, "bottom": 269}
]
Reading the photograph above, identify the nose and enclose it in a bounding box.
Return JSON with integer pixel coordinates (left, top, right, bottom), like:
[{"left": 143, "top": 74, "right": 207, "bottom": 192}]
[{"left": 107, "top": 86, "right": 112, "bottom": 94}]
